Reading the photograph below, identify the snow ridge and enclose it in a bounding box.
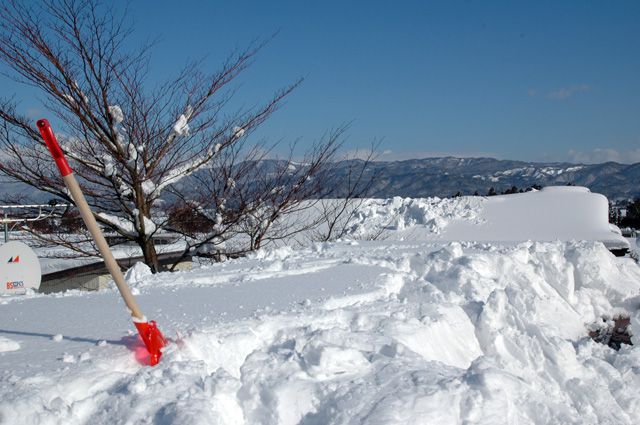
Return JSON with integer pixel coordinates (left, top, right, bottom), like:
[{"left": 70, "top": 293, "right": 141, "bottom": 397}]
[{"left": 343, "top": 196, "right": 484, "bottom": 238}]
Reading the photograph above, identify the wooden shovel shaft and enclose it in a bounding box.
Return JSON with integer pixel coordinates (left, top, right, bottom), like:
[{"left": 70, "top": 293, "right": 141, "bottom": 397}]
[
  {"left": 37, "top": 119, "right": 144, "bottom": 320},
  {"left": 63, "top": 173, "right": 144, "bottom": 320}
]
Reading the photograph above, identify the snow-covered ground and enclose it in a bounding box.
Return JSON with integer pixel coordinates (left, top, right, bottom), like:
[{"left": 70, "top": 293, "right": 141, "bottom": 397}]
[
  {"left": 28, "top": 186, "right": 631, "bottom": 276},
  {"left": 1, "top": 190, "right": 640, "bottom": 424}
]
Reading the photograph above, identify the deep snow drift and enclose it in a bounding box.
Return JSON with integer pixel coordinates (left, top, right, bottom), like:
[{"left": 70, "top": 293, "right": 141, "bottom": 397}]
[
  {"left": 1, "top": 193, "right": 640, "bottom": 424},
  {"left": 343, "top": 186, "right": 629, "bottom": 251}
]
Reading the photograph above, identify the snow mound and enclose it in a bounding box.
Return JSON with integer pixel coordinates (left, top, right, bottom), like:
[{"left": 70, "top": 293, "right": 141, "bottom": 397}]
[
  {"left": 440, "top": 188, "right": 630, "bottom": 251},
  {"left": 162, "top": 241, "right": 640, "bottom": 424},
  {"left": 124, "top": 262, "right": 152, "bottom": 286},
  {"left": 344, "top": 196, "right": 483, "bottom": 238},
  {"left": 338, "top": 188, "right": 629, "bottom": 252},
  {"left": 249, "top": 245, "right": 295, "bottom": 261},
  {"left": 0, "top": 336, "right": 20, "bottom": 352}
]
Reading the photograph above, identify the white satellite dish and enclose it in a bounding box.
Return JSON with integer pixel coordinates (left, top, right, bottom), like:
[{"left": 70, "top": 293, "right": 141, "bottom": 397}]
[{"left": 0, "top": 241, "right": 41, "bottom": 294}]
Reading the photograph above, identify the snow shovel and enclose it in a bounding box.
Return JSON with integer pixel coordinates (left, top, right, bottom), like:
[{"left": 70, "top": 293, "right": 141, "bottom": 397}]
[{"left": 37, "top": 119, "right": 166, "bottom": 366}]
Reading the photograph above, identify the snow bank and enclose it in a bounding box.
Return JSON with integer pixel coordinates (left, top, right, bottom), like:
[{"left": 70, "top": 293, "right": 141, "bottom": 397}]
[
  {"left": 343, "top": 196, "right": 483, "bottom": 239},
  {"left": 442, "top": 187, "right": 629, "bottom": 249},
  {"left": 342, "top": 187, "right": 629, "bottom": 251}
]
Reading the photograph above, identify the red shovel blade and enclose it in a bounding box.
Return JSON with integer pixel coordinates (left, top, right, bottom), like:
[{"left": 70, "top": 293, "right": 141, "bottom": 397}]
[{"left": 133, "top": 320, "right": 167, "bottom": 366}]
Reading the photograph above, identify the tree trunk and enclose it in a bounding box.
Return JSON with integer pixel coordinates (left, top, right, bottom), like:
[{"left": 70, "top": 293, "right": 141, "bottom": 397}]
[{"left": 140, "top": 237, "right": 160, "bottom": 273}]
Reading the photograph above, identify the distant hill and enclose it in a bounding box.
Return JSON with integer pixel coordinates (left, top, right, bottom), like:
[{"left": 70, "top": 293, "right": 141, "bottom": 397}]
[
  {"left": 327, "top": 157, "right": 640, "bottom": 200},
  {"left": 2, "top": 157, "right": 639, "bottom": 203}
]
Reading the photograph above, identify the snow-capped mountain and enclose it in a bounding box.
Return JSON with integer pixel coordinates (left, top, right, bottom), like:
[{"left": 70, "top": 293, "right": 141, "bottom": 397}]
[{"left": 329, "top": 157, "right": 640, "bottom": 200}]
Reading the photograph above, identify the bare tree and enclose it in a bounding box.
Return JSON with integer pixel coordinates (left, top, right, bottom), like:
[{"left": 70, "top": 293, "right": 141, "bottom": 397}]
[
  {"left": 164, "top": 142, "right": 270, "bottom": 265},
  {"left": 164, "top": 127, "right": 348, "bottom": 267},
  {"left": 312, "top": 145, "right": 380, "bottom": 242},
  {"left": 0, "top": 0, "right": 299, "bottom": 271},
  {"left": 238, "top": 130, "right": 349, "bottom": 250},
  {"left": 161, "top": 126, "right": 380, "bottom": 267}
]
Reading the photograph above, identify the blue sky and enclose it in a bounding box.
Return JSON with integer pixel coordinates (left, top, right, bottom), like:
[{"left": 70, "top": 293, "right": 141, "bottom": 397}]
[{"left": 2, "top": 0, "right": 639, "bottom": 163}]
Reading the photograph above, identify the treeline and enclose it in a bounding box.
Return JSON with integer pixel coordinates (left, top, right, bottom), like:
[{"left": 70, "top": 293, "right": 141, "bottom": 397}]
[
  {"left": 452, "top": 184, "right": 544, "bottom": 198},
  {"left": 610, "top": 199, "right": 640, "bottom": 229}
]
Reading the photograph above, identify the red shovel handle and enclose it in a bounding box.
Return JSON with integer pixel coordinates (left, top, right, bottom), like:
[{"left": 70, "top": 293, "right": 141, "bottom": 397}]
[{"left": 37, "top": 119, "right": 73, "bottom": 177}]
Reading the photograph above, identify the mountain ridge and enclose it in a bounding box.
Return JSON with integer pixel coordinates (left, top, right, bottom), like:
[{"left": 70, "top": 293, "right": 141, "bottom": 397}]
[
  {"left": 2, "top": 157, "right": 638, "bottom": 203},
  {"left": 331, "top": 156, "right": 640, "bottom": 200}
]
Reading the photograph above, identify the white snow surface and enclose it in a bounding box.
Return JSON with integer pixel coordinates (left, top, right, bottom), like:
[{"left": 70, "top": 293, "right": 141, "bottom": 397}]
[
  {"left": 124, "top": 262, "right": 152, "bottom": 286},
  {"left": 2, "top": 192, "right": 640, "bottom": 424},
  {"left": 96, "top": 212, "right": 136, "bottom": 237},
  {"left": 0, "top": 336, "right": 20, "bottom": 353},
  {"left": 344, "top": 187, "right": 629, "bottom": 250}
]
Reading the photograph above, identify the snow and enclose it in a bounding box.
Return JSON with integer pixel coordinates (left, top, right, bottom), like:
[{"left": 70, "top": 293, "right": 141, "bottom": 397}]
[
  {"left": 439, "top": 187, "right": 629, "bottom": 250},
  {"left": 141, "top": 179, "right": 156, "bottom": 196},
  {"left": 0, "top": 336, "right": 20, "bottom": 352},
  {"left": 173, "top": 114, "right": 190, "bottom": 136},
  {"left": 132, "top": 209, "right": 157, "bottom": 236},
  {"left": 233, "top": 126, "right": 245, "bottom": 139},
  {"left": 118, "top": 181, "right": 132, "bottom": 197},
  {"left": 142, "top": 216, "right": 156, "bottom": 235},
  {"left": 472, "top": 165, "right": 586, "bottom": 182},
  {"left": 33, "top": 237, "right": 186, "bottom": 275},
  {"left": 342, "top": 187, "right": 629, "bottom": 251},
  {"left": 208, "top": 142, "right": 222, "bottom": 156},
  {"left": 96, "top": 210, "right": 156, "bottom": 238},
  {"left": 62, "top": 93, "right": 76, "bottom": 104},
  {"left": 343, "top": 196, "right": 482, "bottom": 238},
  {"left": 102, "top": 154, "right": 115, "bottom": 177},
  {"left": 108, "top": 105, "right": 124, "bottom": 124},
  {"left": 2, "top": 189, "right": 640, "bottom": 424},
  {"left": 154, "top": 158, "right": 206, "bottom": 196},
  {"left": 97, "top": 212, "right": 136, "bottom": 236},
  {"left": 125, "top": 262, "right": 152, "bottom": 286},
  {"left": 127, "top": 143, "right": 138, "bottom": 163}
]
